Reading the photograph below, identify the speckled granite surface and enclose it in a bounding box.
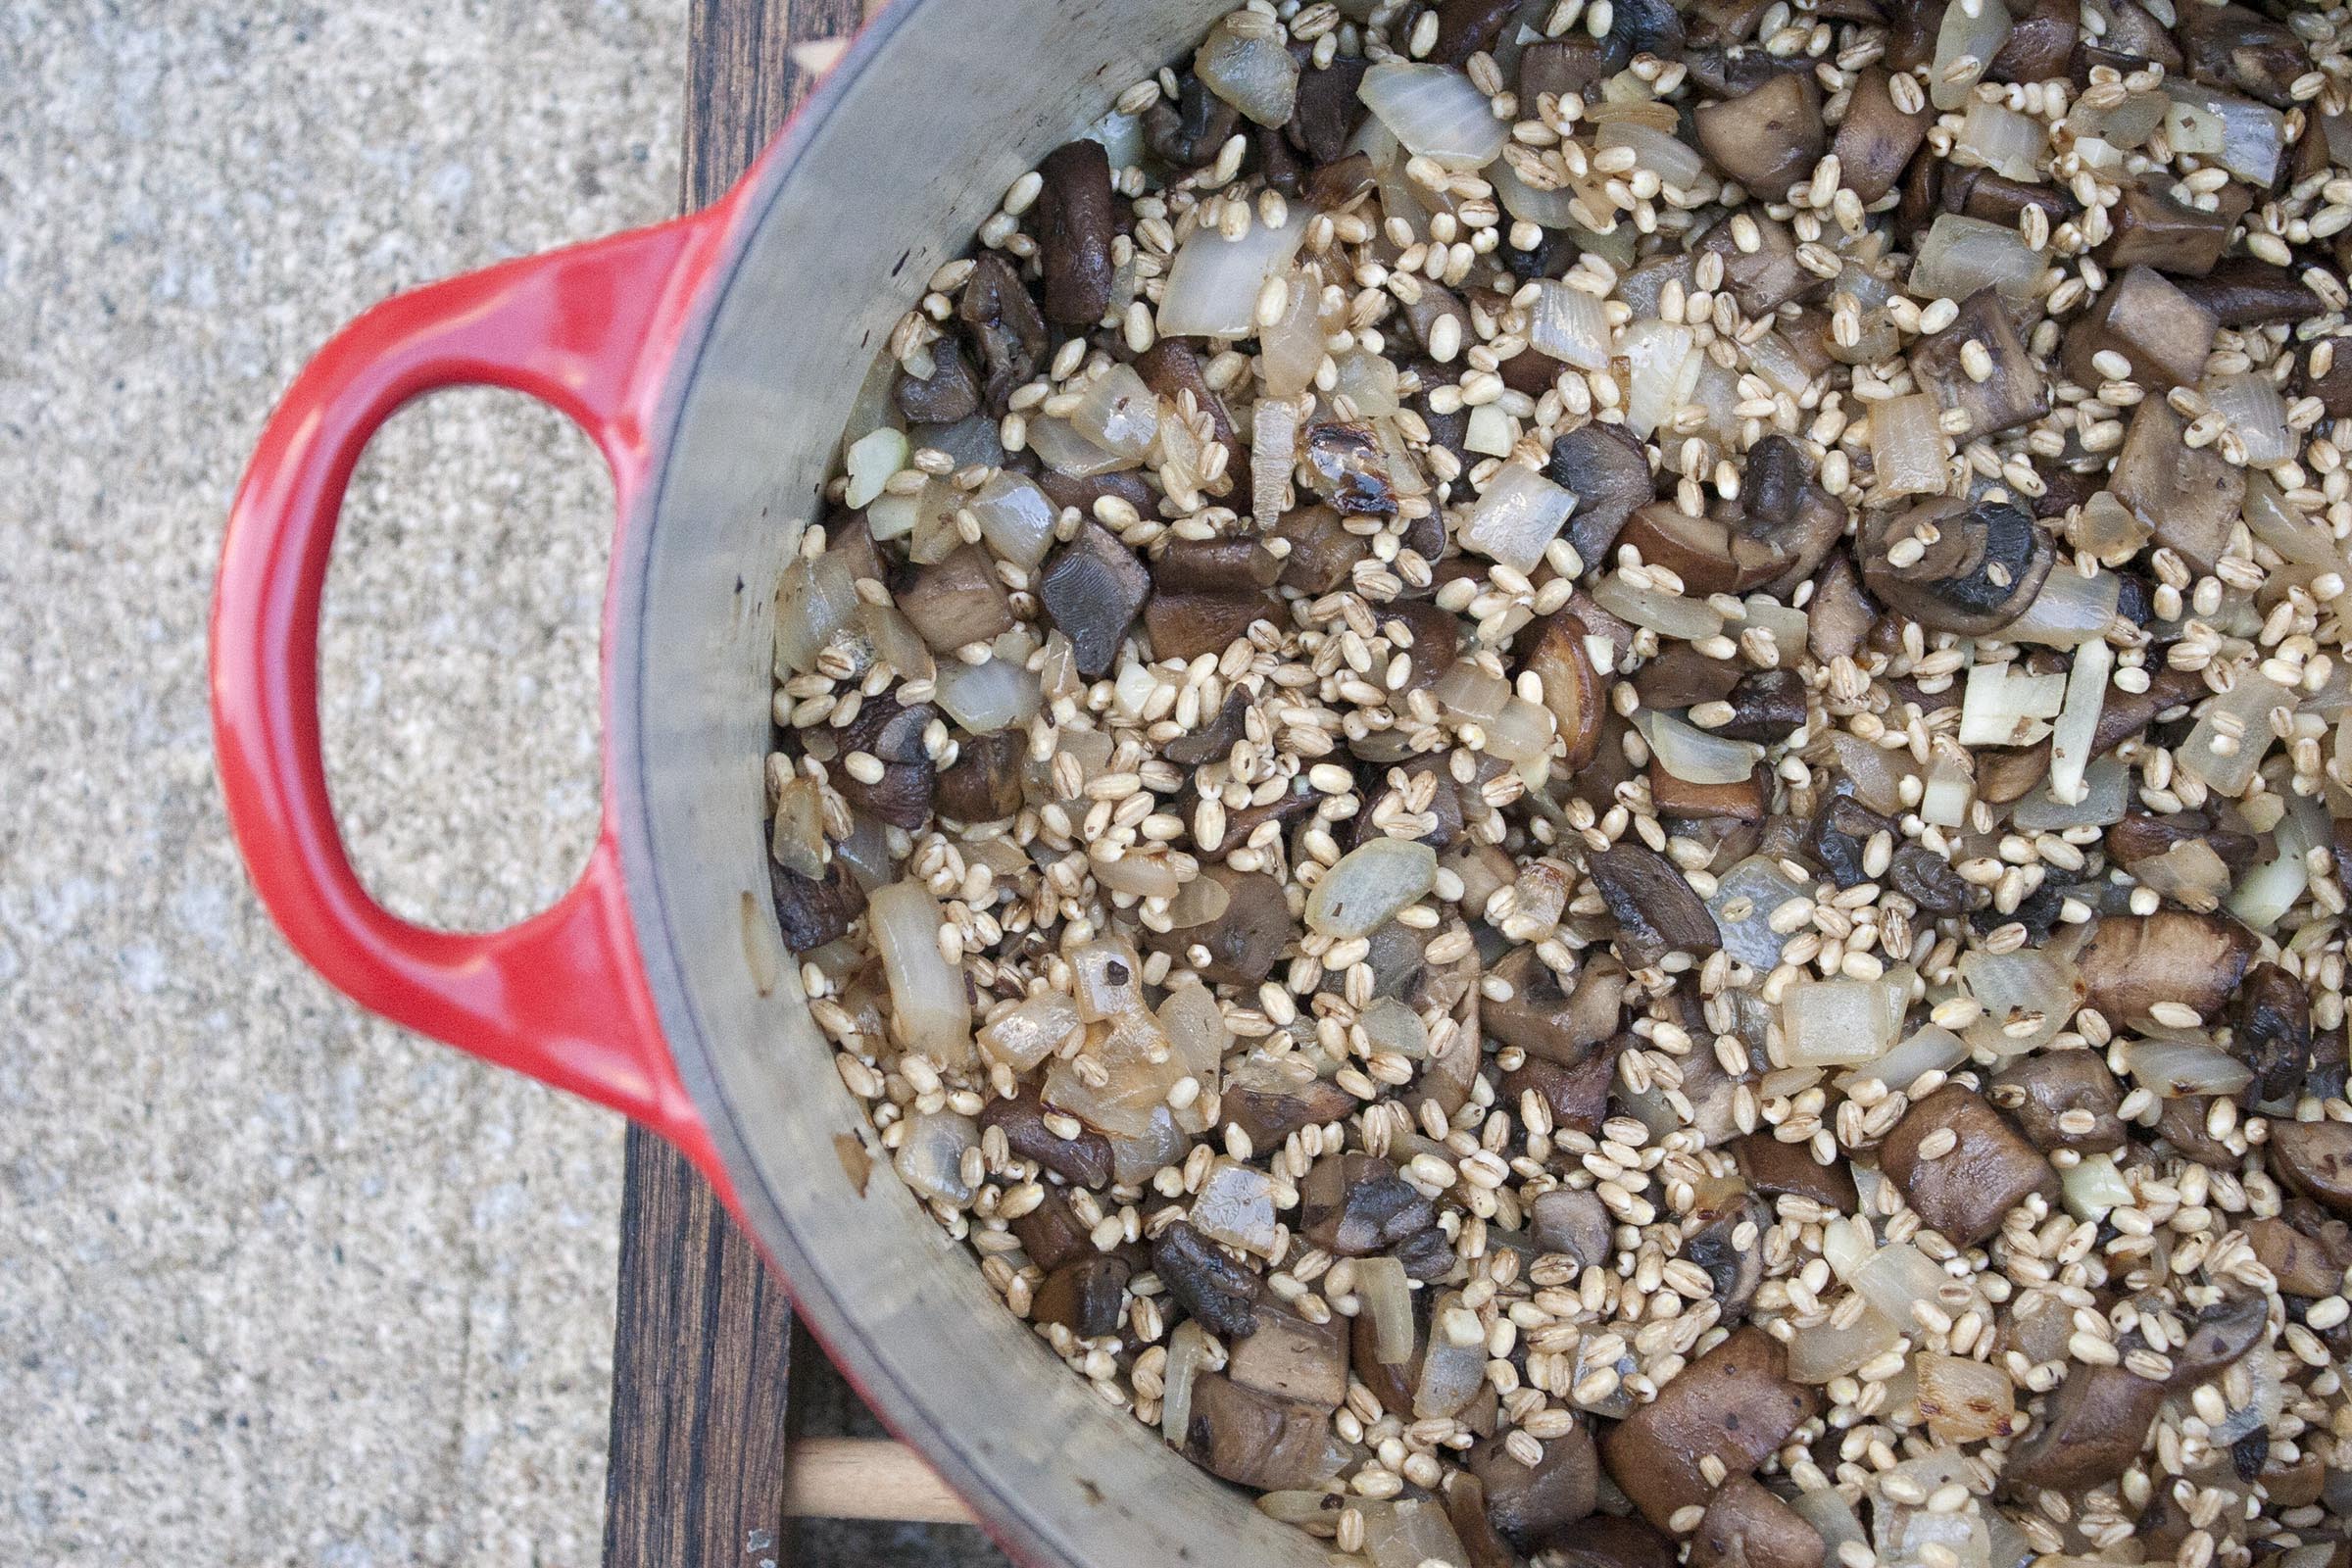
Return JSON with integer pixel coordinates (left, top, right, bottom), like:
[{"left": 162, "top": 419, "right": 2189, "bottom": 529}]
[{"left": 0, "top": 4, "right": 681, "bottom": 1561}]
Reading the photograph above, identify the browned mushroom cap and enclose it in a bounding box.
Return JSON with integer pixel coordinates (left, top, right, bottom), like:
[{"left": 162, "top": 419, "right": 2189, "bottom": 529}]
[
  {"left": 1879, "top": 1084, "right": 2057, "bottom": 1247},
  {"left": 2159, "top": 1292, "right": 2271, "bottom": 1387},
  {"left": 2155, "top": 1095, "right": 2237, "bottom": 1166},
  {"left": 831, "top": 696, "right": 938, "bottom": 829},
  {"left": 1987, "top": 0, "right": 2078, "bottom": 82},
  {"left": 1298, "top": 1152, "right": 1438, "bottom": 1256},
  {"left": 1690, "top": 1477, "right": 1825, "bottom": 1568},
  {"left": 1696, "top": 212, "right": 1820, "bottom": 317},
  {"left": 2268, "top": 1119, "right": 2352, "bottom": 1220},
  {"left": 1469, "top": 1424, "right": 1599, "bottom": 1552},
  {"left": 1302, "top": 420, "right": 1397, "bottom": 518},
  {"left": 2005, "top": 1363, "right": 2165, "bottom": 1492},
  {"left": 1274, "top": 503, "right": 1370, "bottom": 594},
  {"left": 1991, "top": 1050, "right": 2129, "bottom": 1153},
  {"left": 2233, "top": 962, "right": 2314, "bottom": 1107},
  {"left": 767, "top": 857, "right": 866, "bottom": 952},
  {"left": 1550, "top": 1515, "right": 1681, "bottom": 1568},
  {"left": 1651, "top": 766, "right": 1767, "bottom": 823},
  {"left": 1135, "top": 338, "right": 1243, "bottom": 477},
  {"left": 1221, "top": 1069, "right": 1356, "bottom": 1154},
  {"left": 1039, "top": 522, "right": 1151, "bottom": 677},
  {"left": 2297, "top": 336, "right": 2352, "bottom": 416},
  {"left": 1010, "top": 1185, "right": 1093, "bottom": 1271},
  {"left": 2245, "top": 1214, "right": 2352, "bottom": 1297},
  {"left": 1832, "top": 66, "right": 1931, "bottom": 204},
  {"left": 1694, "top": 73, "right": 1824, "bottom": 194},
  {"left": 898, "top": 543, "right": 1014, "bottom": 653},
  {"left": 1942, "top": 168, "right": 2078, "bottom": 231},
  {"left": 1600, "top": 1326, "right": 1820, "bottom": 1530},
  {"left": 1521, "top": 619, "right": 1605, "bottom": 773},
  {"left": 2075, "top": 910, "right": 2258, "bottom": 1026},
  {"left": 2092, "top": 663, "right": 2211, "bottom": 758},
  {"left": 958, "top": 253, "right": 1048, "bottom": 410},
  {"left": 1145, "top": 865, "right": 1297, "bottom": 987},
  {"left": 1182, "top": 1371, "right": 1342, "bottom": 1490},
  {"left": 1807, "top": 556, "right": 1877, "bottom": 664},
  {"left": 1228, "top": 1303, "right": 1350, "bottom": 1409},
  {"left": 1443, "top": 1473, "right": 1521, "bottom": 1568},
  {"left": 1746, "top": 437, "right": 1849, "bottom": 599},
  {"left": 2102, "top": 175, "right": 2251, "bottom": 279},
  {"left": 1530, "top": 1187, "right": 1616, "bottom": 1266},
  {"left": 1911, "top": 289, "right": 2049, "bottom": 440},
  {"left": 1032, "top": 1252, "right": 1132, "bottom": 1339},
  {"left": 980, "top": 1083, "right": 1115, "bottom": 1188},
  {"left": 1488, "top": 948, "right": 1627, "bottom": 1064},
  {"left": 1144, "top": 590, "right": 1283, "bottom": 662},
  {"left": 1505, "top": 1046, "right": 1619, "bottom": 1137},
  {"left": 2178, "top": 2, "right": 2305, "bottom": 106},
  {"left": 1157, "top": 536, "right": 1283, "bottom": 593},
  {"left": 1548, "top": 421, "right": 1657, "bottom": 569},
  {"left": 894, "top": 339, "right": 981, "bottom": 423},
  {"left": 1153, "top": 1220, "right": 1261, "bottom": 1339},
  {"left": 1632, "top": 643, "right": 1740, "bottom": 711},
  {"left": 935, "top": 730, "right": 1025, "bottom": 822},
  {"left": 1288, "top": 56, "right": 1369, "bottom": 167},
  {"left": 1734, "top": 1131, "right": 1859, "bottom": 1210},
  {"left": 2107, "top": 810, "right": 2263, "bottom": 882},
  {"left": 1589, "top": 842, "right": 1721, "bottom": 967},
  {"left": 1147, "top": 71, "right": 1243, "bottom": 169},
  {"left": 2179, "top": 258, "right": 2324, "bottom": 327},
  {"left": 1682, "top": 1189, "right": 1772, "bottom": 1322},
  {"left": 2063, "top": 265, "right": 2219, "bottom": 391},
  {"left": 1032, "top": 139, "right": 1115, "bottom": 326},
  {"left": 1620, "top": 503, "right": 1791, "bottom": 596},
  {"left": 1860, "top": 496, "right": 2054, "bottom": 636}
]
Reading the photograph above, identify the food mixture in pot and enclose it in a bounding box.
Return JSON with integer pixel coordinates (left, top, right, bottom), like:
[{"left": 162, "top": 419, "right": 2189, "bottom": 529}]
[{"left": 767, "top": 0, "right": 2352, "bottom": 1562}]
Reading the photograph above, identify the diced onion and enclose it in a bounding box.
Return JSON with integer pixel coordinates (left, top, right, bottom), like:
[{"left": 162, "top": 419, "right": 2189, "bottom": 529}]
[
  {"left": 1251, "top": 399, "right": 1298, "bottom": 526},
  {"left": 1780, "top": 977, "right": 1905, "bottom": 1066},
  {"left": 1358, "top": 62, "right": 1506, "bottom": 172},
  {"left": 1069, "top": 364, "right": 1162, "bottom": 460},
  {"left": 1434, "top": 661, "right": 1510, "bottom": 726},
  {"left": 870, "top": 881, "right": 974, "bottom": 1064},
  {"left": 1909, "top": 214, "right": 2042, "bottom": 306},
  {"left": 2245, "top": 471, "right": 2344, "bottom": 581},
  {"left": 2006, "top": 567, "right": 2119, "bottom": 648},
  {"left": 1026, "top": 414, "right": 1135, "bottom": 476},
  {"left": 2013, "top": 754, "right": 2129, "bottom": 830},
  {"left": 1412, "top": 1291, "right": 1488, "bottom": 1417},
  {"left": 1158, "top": 209, "right": 1311, "bottom": 339},
  {"left": 1958, "top": 662, "right": 2068, "bottom": 747},
  {"left": 1868, "top": 392, "right": 1948, "bottom": 497},
  {"left": 1916, "top": 1351, "right": 2018, "bottom": 1443},
  {"left": 1306, "top": 837, "right": 1438, "bottom": 938},
  {"left": 1459, "top": 461, "right": 1576, "bottom": 573},
  {"left": 1787, "top": 1299, "right": 1904, "bottom": 1383},
  {"left": 1620, "top": 319, "right": 1699, "bottom": 437},
  {"left": 1836, "top": 1023, "right": 1970, "bottom": 1094},
  {"left": 1490, "top": 153, "right": 1580, "bottom": 228},
  {"left": 844, "top": 426, "right": 907, "bottom": 509},
  {"left": 1790, "top": 1489, "right": 1871, "bottom": 1554},
  {"left": 1636, "top": 708, "right": 1765, "bottom": 785},
  {"left": 1709, "top": 856, "right": 1808, "bottom": 970},
  {"left": 2165, "top": 82, "right": 2282, "bottom": 185},
  {"left": 1529, "top": 280, "right": 1611, "bottom": 370},
  {"left": 2073, "top": 90, "right": 2167, "bottom": 150},
  {"left": 2047, "top": 637, "right": 2112, "bottom": 806},
  {"left": 1854, "top": 1240, "right": 1963, "bottom": 1326},
  {"left": 2125, "top": 1037, "right": 2254, "bottom": 1100},
  {"left": 2204, "top": 372, "right": 2293, "bottom": 466},
  {"left": 1919, "top": 752, "right": 1973, "bottom": 829},
  {"left": 1160, "top": 1320, "right": 1218, "bottom": 1445},
  {"left": 1195, "top": 13, "right": 1298, "bottom": 127},
  {"left": 978, "top": 990, "right": 1081, "bottom": 1072},
  {"left": 1958, "top": 948, "right": 2078, "bottom": 1056},
  {"left": 1596, "top": 119, "right": 1706, "bottom": 190},
  {"left": 774, "top": 552, "right": 863, "bottom": 676},
  {"left": 1591, "top": 572, "right": 1728, "bottom": 641},
  {"left": 2061, "top": 1151, "right": 2134, "bottom": 1222},
  {"left": 2070, "top": 488, "right": 2151, "bottom": 564},
  {"left": 2179, "top": 667, "right": 2291, "bottom": 797},
  {"left": 1464, "top": 403, "right": 1517, "bottom": 457},
  {"left": 2231, "top": 790, "right": 2323, "bottom": 931},
  {"left": 966, "top": 470, "right": 1058, "bottom": 567},
  {"left": 933, "top": 656, "right": 1041, "bottom": 735},
  {"left": 892, "top": 1111, "right": 978, "bottom": 1204},
  {"left": 1333, "top": 350, "right": 1400, "bottom": 417},
  {"left": 1356, "top": 1255, "right": 1415, "bottom": 1364},
  {"left": 1932, "top": 0, "right": 2010, "bottom": 110},
  {"left": 1958, "top": 100, "right": 2048, "bottom": 182}
]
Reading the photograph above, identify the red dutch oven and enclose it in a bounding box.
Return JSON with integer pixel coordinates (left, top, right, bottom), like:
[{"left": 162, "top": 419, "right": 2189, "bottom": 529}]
[{"left": 210, "top": 1, "right": 1330, "bottom": 1563}]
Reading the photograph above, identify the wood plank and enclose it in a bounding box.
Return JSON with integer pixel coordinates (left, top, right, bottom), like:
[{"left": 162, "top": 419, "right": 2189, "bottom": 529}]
[
  {"left": 781, "top": 1439, "right": 980, "bottom": 1526},
  {"left": 603, "top": 5, "right": 866, "bottom": 1567}
]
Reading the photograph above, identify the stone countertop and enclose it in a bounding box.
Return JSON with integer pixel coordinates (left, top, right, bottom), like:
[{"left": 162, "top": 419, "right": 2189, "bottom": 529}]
[{"left": 0, "top": 3, "right": 681, "bottom": 1561}]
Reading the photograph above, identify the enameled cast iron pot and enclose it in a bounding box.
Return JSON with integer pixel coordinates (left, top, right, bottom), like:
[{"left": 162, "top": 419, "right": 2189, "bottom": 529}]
[{"left": 211, "top": 3, "right": 1333, "bottom": 1563}]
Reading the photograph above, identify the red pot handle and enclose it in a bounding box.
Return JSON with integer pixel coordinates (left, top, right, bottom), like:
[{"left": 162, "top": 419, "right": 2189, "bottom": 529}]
[{"left": 212, "top": 203, "right": 739, "bottom": 1189}]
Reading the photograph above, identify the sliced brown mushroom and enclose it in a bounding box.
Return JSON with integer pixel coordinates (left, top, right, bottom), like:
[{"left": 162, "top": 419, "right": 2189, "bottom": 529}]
[
  {"left": 2075, "top": 910, "right": 2258, "bottom": 1026},
  {"left": 2062, "top": 264, "right": 2218, "bottom": 391},
  {"left": 1888, "top": 843, "right": 1975, "bottom": 915},
  {"left": 1444, "top": 1474, "right": 1520, "bottom": 1568},
  {"left": 2296, "top": 336, "right": 2352, "bottom": 416},
  {"left": 980, "top": 1083, "right": 1115, "bottom": 1188},
  {"left": 1032, "top": 1253, "right": 1132, "bottom": 1339},
  {"left": 2267, "top": 1119, "right": 2352, "bottom": 1220},
  {"left": 898, "top": 543, "right": 1014, "bottom": 652},
  {"left": 2162, "top": 1292, "right": 2271, "bottom": 1386},
  {"left": 1717, "top": 669, "right": 1809, "bottom": 744},
  {"left": 893, "top": 338, "right": 981, "bottom": 423},
  {"left": 1298, "top": 1152, "right": 1439, "bottom": 1256},
  {"left": 1690, "top": 1477, "right": 1824, "bottom": 1568},
  {"left": 1599, "top": 1326, "right": 1820, "bottom": 1530},
  {"left": 1694, "top": 73, "right": 1824, "bottom": 194},
  {"left": 2005, "top": 1363, "right": 2165, "bottom": 1492},
  {"left": 935, "top": 730, "right": 1025, "bottom": 822},
  {"left": 1147, "top": 71, "right": 1243, "bottom": 169},
  {"left": 1505, "top": 1046, "right": 1619, "bottom": 1137},
  {"left": 1524, "top": 612, "right": 1606, "bottom": 771},
  {"left": 1039, "top": 521, "right": 1151, "bottom": 677},
  {"left": 1588, "top": 842, "right": 1721, "bottom": 967},
  {"left": 1487, "top": 948, "right": 1627, "bottom": 1063},
  {"left": 1010, "top": 1185, "right": 1093, "bottom": 1271},
  {"left": 2232, "top": 961, "right": 2313, "bottom": 1107},
  {"left": 1860, "top": 496, "right": 2054, "bottom": 636},
  {"left": 1808, "top": 556, "right": 1877, "bottom": 664},
  {"left": 1910, "top": 288, "right": 2049, "bottom": 440},
  {"left": 1696, "top": 211, "right": 1819, "bottom": 317},
  {"left": 2156, "top": 1095, "right": 2237, "bottom": 1166},
  {"left": 2102, "top": 174, "right": 2250, "bottom": 279},
  {"left": 1548, "top": 421, "right": 1656, "bottom": 569},
  {"left": 1879, "top": 1084, "right": 2057, "bottom": 1247},
  {"left": 1033, "top": 139, "right": 1115, "bottom": 326},
  {"left": 1682, "top": 1189, "right": 1771, "bottom": 1321},
  {"left": 1735, "top": 1131, "right": 1859, "bottom": 1210},
  {"left": 1287, "top": 57, "right": 1370, "bottom": 166},
  {"left": 1146, "top": 864, "right": 1298, "bottom": 987},
  {"left": 1153, "top": 1219, "right": 1261, "bottom": 1338},
  {"left": 1221, "top": 1069, "right": 1358, "bottom": 1152},
  {"left": 1135, "top": 339, "right": 1242, "bottom": 476},
  {"left": 1182, "top": 1371, "right": 1342, "bottom": 1490},
  {"left": 2178, "top": 2, "right": 2304, "bottom": 107},
  {"left": 1620, "top": 503, "right": 1790, "bottom": 595},
  {"left": 1548, "top": 1516, "right": 1681, "bottom": 1568},
  {"left": 2245, "top": 1213, "right": 2352, "bottom": 1297},
  {"left": 1811, "top": 792, "right": 1895, "bottom": 888},
  {"left": 958, "top": 253, "right": 1048, "bottom": 410},
  {"left": 1531, "top": 1187, "right": 1615, "bottom": 1266},
  {"left": 831, "top": 696, "right": 938, "bottom": 829},
  {"left": 1228, "top": 1304, "right": 1350, "bottom": 1409},
  {"left": 1469, "top": 1424, "right": 1599, "bottom": 1553},
  {"left": 1275, "top": 503, "right": 1370, "bottom": 593},
  {"left": 1942, "top": 168, "right": 2078, "bottom": 230},
  {"left": 1832, "top": 66, "right": 1932, "bottom": 204},
  {"left": 1990, "top": 1050, "right": 2129, "bottom": 1153},
  {"left": 1987, "top": 0, "right": 2079, "bottom": 82},
  {"left": 1157, "top": 536, "right": 1283, "bottom": 593},
  {"left": 768, "top": 857, "right": 867, "bottom": 951},
  {"left": 1145, "top": 590, "right": 1282, "bottom": 661},
  {"left": 2180, "top": 258, "right": 2324, "bottom": 327},
  {"left": 1650, "top": 766, "right": 1767, "bottom": 823}
]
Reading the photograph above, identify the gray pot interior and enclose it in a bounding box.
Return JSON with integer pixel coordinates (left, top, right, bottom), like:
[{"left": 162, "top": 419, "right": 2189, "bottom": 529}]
[{"left": 612, "top": 1, "right": 1337, "bottom": 1564}]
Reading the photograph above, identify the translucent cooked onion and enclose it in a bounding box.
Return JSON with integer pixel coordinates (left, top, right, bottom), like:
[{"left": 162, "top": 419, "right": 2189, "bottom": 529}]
[
  {"left": 2061, "top": 1151, "right": 2134, "bottom": 1221},
  {"left": 1958, "top": 948, "right": 2079, "bottom": 1056},
  {"left": 2073, "top": 90, "right": 2167, "bottom": 150},
  {"left": 1412, "top": 1291, "right": 1487, "bottom": 1417},
  {"left": 2245, "top": 471, "right": 2344, "bottom": 581},
  {"left": 1356, "top": 1254, "right": 1415, "bottom": 1363},
  {"left": 1958, "top": 100, "right": 2048, "bottom": 181},
  {"left": 1362, "top": 1497, "right": 1470, "bottom": 1568},
  {"left": 774, "top": 552, "right": 862, "bottom": 676},
  {"left": 1026, "top": 414, "right": 1136, "bottom": 476},
  {"left": 2048, "top": 637, "right": 2112, "bottom": 806},
  {"left": 1257, "top": 270, "right": 1324, "bottom": 398},
  {"left": 1250, "top": 400, "right": 1297, "bottom": 527},
  {"left": 933, "top": 655, "right": 1041, "bottom": 734},
  {"left": 966, "top": 470, "right": 1057, "bottom": 567},
  {"left": 859, "top": 601, "right": 934, "bottom": 686},
  {"left": 2180, "top": 667, "right": 2291, "bottom": 797},
  {"left": 1790, "top": 1488, "right": 1871, "bottom": 1555},
  {"left": 1620, "top": 319, "right": 1699, "bottom": 437},
  {"left": 1597, "top": 119, "right": 1706, "bottom": 190},
  {"left": 1458, "top": 461, "right": 1577, "bottom": 573},
  {"left": 2006, "top": 567, "right": 2120, "bottom": 648},
  {"left": 1434, "top": 661, "right": 1510, "bottom": 725},
  {"left": 1359, "top": 62, "right": 1506, "bottom": 171},
  {"left": 2014, "top": 754, "right": 2129, "bottom": 830},
  {"left": 844, "top": 426, "right": 907, "bottom": 509},
  {"left": 1787, "top": 1299, "right": 1904, "bottom": 1383},
  {"left": 1306, "top": 837, "right": 1438, "bottom": 938},
  {"left": 1932, "top": 0, "right": 2010, "bottom": 110},
  {"left": 2126, "top": 1037, "right": 2254, "bottom": 1100},
  {"left": 893, "top": 1110, "right": 978, "bottom": 1205},
  {"left": 1915, "top": 1351, "right": 2018, "bottom": 1443},
  {"left": 1636, "top": 708, "right": 1765, "bottom": 785},
  {"left": 1854, "top": 1240, "right": 1963, "bottom": 1327},
  {"left": 1709, "top": 856, "right": 1808, "bottom": 969},
  {"left": 1868, "top": 392, "right": 1949, "bottom": 497},
  {"left": 1919, "top": 752, "right": 1973, "bottom": 829},
  {"left": 1156, "top": 977, "right": 1230, "bottom": 1084},
  {"left": 871, "top": 880, "right": 974, "bottom": 1064},
  {"left": 1780, "top": 977, "right": 1906, "bottom": 1066},
  {"left": 2231, "top": 791, "right": 2323, "bottom": 931},
  {"left": 1490, "top": 153, "right": 1580, "bottom": 228},
  {"left": 1464, "top": 403, "right": 1517, "bottom": 457},
  {"left": 1836, "top": 1023, "right": 1971, "bottom": 1094},
  {"left": 1158, "top": 207, "right": 1310, "bottom": 339},
  {"left": 1958, "top": 661, "right": 2067, "bottom": 747},
  {"left": 1160, "top": 1319, "right": 1217, "bottom": 1445},
  {"left": 977, "top": 990, "right": 1081, "bottom": 1072},
  {"left": 1333, "top": 349, "right": 1400, "bottom": 416},
  {"left": 2205, "top": 372, "right": 2293, "bottom": 466},
  {"left": 1529, "top": 280, "right": 1611, "bottom": 370},
  {"left": 1195, "top": 12, "right": 1299, "bottom": 127},
  {"left": 1909, "top": 214, "right": 2042, "bottom": 306},
  {"left": 1591, "top": 572, "right": 1728, "bottom": 641},
  {"left": 2165, "top": 82, "right": 2283, "bottom": 185},
  {"left": 1069, "top": 363, "right": 1162, "bottom": 460}
]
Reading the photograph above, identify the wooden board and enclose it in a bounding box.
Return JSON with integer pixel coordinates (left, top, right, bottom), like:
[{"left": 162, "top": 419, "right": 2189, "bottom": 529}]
[{"left": 602, "top": 5, "right": 864, "bottom": 1566}]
